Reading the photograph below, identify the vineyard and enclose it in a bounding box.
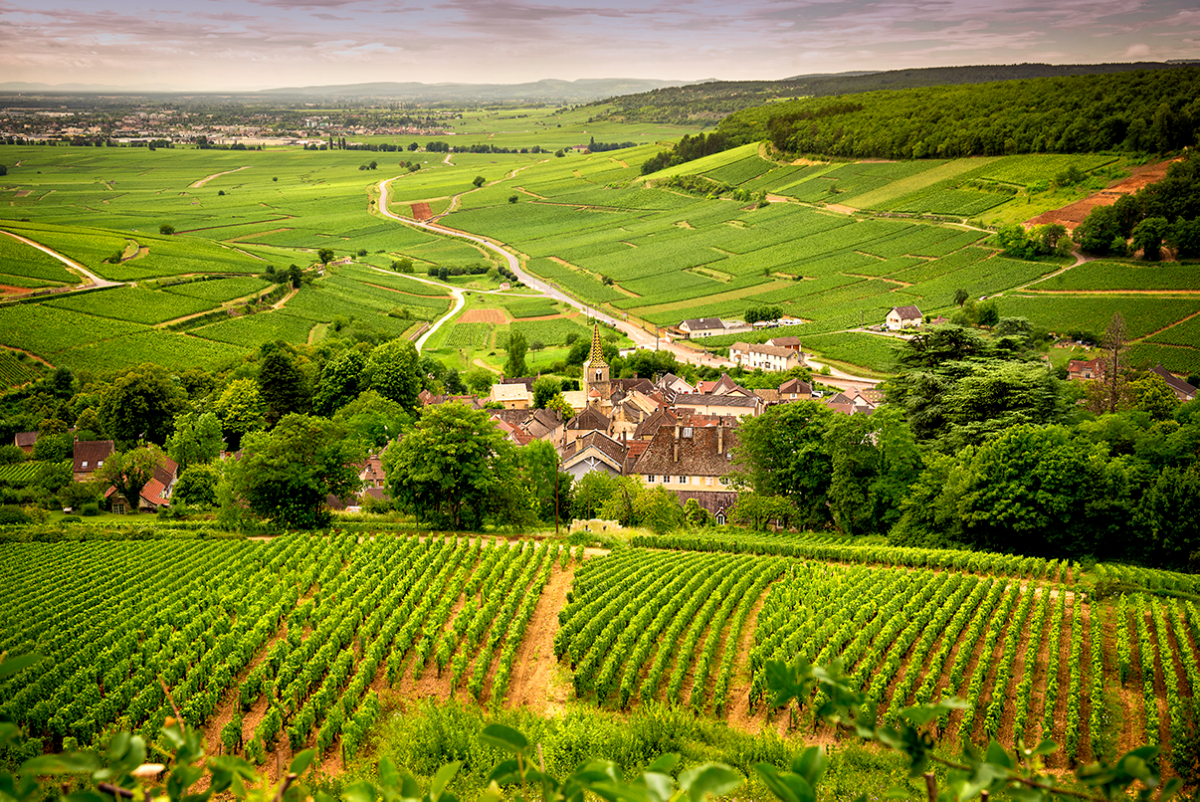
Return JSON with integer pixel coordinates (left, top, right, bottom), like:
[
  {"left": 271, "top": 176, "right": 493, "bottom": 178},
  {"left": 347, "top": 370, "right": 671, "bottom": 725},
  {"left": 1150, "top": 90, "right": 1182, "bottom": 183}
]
[
  {"left": 4, "top": 529, "right": 1197, "bottom": 780},
  {"left": 560, "top": 544, "right": 1200, "bottom": 771},
  {"left": 0, "top": 533, "right": 571, "bottom": 768}
]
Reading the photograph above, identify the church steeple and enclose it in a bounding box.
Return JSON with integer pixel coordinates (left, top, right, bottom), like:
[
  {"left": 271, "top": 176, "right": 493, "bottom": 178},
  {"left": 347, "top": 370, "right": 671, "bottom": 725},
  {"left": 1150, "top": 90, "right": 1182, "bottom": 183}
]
[
  {"left": 585, "top": 323, "right": 608, "bottom": 370},
  {"left": 582, "top": 323, "right": 610, "bottom": 405}
]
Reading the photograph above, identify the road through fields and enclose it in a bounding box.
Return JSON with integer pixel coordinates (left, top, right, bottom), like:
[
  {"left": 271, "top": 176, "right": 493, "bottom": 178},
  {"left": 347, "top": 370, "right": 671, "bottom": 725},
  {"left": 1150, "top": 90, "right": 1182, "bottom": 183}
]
[{"left": 376, "top": 176, "right": 879, "bottom": 388}]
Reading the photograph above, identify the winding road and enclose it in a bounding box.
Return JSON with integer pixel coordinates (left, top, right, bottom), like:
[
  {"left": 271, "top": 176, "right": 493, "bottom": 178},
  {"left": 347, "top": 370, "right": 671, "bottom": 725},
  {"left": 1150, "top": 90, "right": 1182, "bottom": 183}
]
[
  {"left": 375, "top": 175, "right": 880, "bottom": 389},
  {"left": 0, "top": 229, "right": 120, "bottom": 291}
]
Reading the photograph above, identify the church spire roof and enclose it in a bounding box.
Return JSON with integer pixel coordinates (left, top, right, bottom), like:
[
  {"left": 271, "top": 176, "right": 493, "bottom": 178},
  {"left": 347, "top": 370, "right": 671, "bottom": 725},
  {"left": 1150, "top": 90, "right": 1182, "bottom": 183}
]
[{"left": 585, "top": 322, "right": 608, "bottom": 368}]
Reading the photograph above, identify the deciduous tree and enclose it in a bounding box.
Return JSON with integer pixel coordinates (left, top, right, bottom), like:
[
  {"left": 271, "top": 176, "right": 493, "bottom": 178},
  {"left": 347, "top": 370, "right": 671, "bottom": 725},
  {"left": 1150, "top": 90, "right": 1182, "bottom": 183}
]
[
  {"left": 99, "top": 364, "right": 188, "bottom": 448},
  {"left": 165, "top": 411, "right": 223, "bottom": 470},
  {"left": 383, "top": 401, "right": 522, "bottom": 529},
  {"left": 227, "top": 414, "right": 362, "bottom": 529},
  {"left": 95, "top": 443, "right": 167, "bottom": 514},
  {"left": 366, "top": 338, "right": 421, "bottom": 411}
]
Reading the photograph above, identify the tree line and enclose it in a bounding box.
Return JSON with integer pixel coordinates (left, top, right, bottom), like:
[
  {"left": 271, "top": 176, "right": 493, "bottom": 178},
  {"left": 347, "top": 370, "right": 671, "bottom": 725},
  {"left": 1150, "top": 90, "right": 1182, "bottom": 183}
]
[
  {"left": 733, "top": 319, "right": 1200, "bottom": 569},
  {"left": 712, "top": 67, "right": 1200, "bottom": 160}
]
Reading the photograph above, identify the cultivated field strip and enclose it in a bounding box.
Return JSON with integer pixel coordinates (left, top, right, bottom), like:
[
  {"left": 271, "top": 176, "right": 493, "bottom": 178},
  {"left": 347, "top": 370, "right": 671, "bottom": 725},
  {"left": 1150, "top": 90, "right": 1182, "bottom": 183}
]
[
  {"left": 558, "top": 548, "right": 1200, "bottom": 766},
  {"left": 0, "top": 534, "right": 566, "bottom": 766}
]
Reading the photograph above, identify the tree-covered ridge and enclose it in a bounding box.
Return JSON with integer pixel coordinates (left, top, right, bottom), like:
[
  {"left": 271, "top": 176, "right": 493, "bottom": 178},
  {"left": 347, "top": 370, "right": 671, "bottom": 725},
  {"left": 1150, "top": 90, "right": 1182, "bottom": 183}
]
[
  {"left": 715, "top": 68, "right": 1200, "bottom": 160},
  {"left": 588, "top": 62, "right": 1192, "bottom": 126}
]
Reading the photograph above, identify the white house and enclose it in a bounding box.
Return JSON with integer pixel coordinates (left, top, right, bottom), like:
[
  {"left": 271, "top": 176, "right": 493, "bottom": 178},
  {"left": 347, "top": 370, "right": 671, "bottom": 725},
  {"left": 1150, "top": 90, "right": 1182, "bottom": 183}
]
[
  {"left": 678, "top": 317, "right": 753, "bottom": 339},
  {"left": 729, "top": 342, "right": 805, "bottom": 372},
  {"left": 885, "top": 305, "right": 923, "bottom": 331}
]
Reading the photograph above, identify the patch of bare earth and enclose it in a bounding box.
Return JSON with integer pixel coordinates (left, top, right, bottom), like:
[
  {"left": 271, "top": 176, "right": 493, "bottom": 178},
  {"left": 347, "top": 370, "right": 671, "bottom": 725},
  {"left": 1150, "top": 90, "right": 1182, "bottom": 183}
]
[
  {"left": 725, "top": 593, "right": 769, "bottom": 734},
  {"left": 190, "top": 166, "right": 251, "bottom": 189},
  {"left": 506, "top": 564, "right": 575, "bottom": 715},
  {"left": 825, "top": 204, "right": 858, "bottom": 214},
  {"left": 1025, "top": 159, "right": 1180, "bottom": 232},
  {"left": 458, "top": 308, "right": 506, "bottom": 324},
  {"left": 411, "top": 202, "right": 433, "bottom": 221}
]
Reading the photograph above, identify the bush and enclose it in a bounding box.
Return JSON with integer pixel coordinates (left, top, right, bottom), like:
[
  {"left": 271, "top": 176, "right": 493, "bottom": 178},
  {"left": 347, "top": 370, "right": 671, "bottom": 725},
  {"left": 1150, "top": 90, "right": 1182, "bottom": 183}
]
[
  {"left": 60, "top": 515, "right": 82, "bottom": 524},
  {"left": 0, "top": 505, "right": 31, "bottom": 525},
  {"left": 81, "top": 502, "right": 100, "bottom": 517}
]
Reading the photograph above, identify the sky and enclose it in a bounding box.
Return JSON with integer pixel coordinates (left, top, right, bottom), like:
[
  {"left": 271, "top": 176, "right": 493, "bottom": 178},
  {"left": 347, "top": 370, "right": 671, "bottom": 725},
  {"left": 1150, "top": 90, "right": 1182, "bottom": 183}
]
[{"left": 0, "top": 0, "right": 1197, "bottom": 91}]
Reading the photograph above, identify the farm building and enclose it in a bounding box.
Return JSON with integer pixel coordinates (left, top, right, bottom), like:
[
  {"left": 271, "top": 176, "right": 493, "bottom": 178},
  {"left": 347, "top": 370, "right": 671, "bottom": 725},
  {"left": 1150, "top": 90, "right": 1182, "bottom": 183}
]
[
  {"left": 1150, "top": 365, "right": 1197, "bottom": 401},
  {"left": 885, "top": 305, "right": 923, "bottom": 331},
  {"left": 677, "top": 317, "right": 753, "bottom": 339},
  {"left": 1067, "top": 358, "right": 1106, "bottom": 381},
  {"left": 13, "top": 431, "right": 37, "bottom": 455},
  {"left": 729, "top": 342, "right": 805, "bottom": 372},
  {"left": 72, "top": 439, "right": 114, "bottom": 483},
  {"left": 104, "top": 454, "right": 178, "bottom": 514},
  {"left": 628, "top": 424, "right": 739, "bottom": 522}
]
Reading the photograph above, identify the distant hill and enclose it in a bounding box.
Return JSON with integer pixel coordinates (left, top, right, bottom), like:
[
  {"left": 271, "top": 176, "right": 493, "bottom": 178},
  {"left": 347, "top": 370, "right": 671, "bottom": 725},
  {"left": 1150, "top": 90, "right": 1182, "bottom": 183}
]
[
  {"left": 256, "top": 78, "right": 697, "bottom": 104},
  {"left": 589, "top": 62, "right": 1194, "bottom": 125}
]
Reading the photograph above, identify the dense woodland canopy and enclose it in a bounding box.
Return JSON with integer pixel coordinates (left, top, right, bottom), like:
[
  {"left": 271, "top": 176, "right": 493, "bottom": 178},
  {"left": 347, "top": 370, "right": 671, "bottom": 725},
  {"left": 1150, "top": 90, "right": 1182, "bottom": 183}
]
[
  {"left": 715, "top": 68, "right": 1200, "bottom": 160},
  {"left": 589, "top": 62, "right": 1191, "bottom": 126}
]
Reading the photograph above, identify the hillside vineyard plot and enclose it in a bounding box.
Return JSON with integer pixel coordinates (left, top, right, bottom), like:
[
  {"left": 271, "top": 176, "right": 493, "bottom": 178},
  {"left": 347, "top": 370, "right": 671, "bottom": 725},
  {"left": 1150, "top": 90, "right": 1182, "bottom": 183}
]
[
  {"left": 560, "top": 546, "right": 1196, "bottom": 768},
  {"left": 0, "top": 534, "right": 564, "bottom": 765}
]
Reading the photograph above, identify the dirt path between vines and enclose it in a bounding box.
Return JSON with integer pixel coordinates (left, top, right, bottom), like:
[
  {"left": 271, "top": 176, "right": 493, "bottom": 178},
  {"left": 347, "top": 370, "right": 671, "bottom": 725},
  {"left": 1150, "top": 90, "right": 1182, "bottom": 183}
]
[{"left": 506, "top": 562, "right": 576, "bottom": 715}]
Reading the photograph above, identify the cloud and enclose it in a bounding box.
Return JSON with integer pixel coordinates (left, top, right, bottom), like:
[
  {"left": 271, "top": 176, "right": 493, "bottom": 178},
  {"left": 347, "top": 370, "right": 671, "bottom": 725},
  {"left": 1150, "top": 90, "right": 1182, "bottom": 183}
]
[{"left": 1123, "top": 42, "right": 1152, "bottom": 57}]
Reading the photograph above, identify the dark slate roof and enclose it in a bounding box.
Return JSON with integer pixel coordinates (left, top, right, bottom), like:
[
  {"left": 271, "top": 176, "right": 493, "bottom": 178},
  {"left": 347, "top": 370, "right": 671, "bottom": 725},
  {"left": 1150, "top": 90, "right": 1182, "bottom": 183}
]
[
  {"left": 674, "top": 393, "right": 762, "bottom": 408},
  {"left": 1150, "top": 365, "right": 1197, "bottom": 399},
  {"left": 612, "top": 378, "right": 654, "bottom": 394},
  {"left": 681, "top": 317, "right": 725, "bottom": 330},
  {"left": 14, "top": 431, "right": 37, "bottom": 448},
  {"left": 779, "top": 378, "right": 812, "bottom": 396},
  {"left": 563, "top": 431, "right": 629, "bottom": 471},
  {"left": 630, "top": 426, "right": 738, "bottom": 478},
  {"left": 489, "top": 408, "right": 531, "bottom": 429},
  {"left": 633, "top": 407, "right": 677, "bottom": 440},
  {"left": 566, "top": 405, "right": 610, "bottom": 431}
]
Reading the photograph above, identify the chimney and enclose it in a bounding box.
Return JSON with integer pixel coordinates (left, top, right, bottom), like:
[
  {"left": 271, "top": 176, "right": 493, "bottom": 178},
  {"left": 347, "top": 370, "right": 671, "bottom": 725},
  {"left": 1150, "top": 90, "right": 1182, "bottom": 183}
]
[{"left": 718, "top": 426, "right": 724, "bottom": 455}]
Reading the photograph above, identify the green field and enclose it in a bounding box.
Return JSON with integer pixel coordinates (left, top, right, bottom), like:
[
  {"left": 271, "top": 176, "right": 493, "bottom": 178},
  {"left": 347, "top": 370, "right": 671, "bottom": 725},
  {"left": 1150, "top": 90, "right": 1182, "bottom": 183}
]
[
  {"left": 0, "top": 234, "right": 80, "bottom": 289},
  {"left": 0, "top": 135, "right": 1191, "bottom": 376}
]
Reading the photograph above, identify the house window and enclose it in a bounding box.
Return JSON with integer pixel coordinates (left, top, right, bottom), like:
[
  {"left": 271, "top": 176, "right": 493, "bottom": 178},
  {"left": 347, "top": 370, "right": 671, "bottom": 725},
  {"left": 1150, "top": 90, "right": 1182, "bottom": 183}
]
[
  {"left": 706, "top": 477, "right": 714, "bottom": 486},
  {"left": 113, "top": 502, "right": 126, "bottom": 515},
  {"left": 719, "top": 477, "right": 730, "bottom": 485},
  {"left": 678, "top": 476, "right": 688, "bottom": 484},
  {"left": 716, "top": 512, "right": 726, "bottom": 525},
  {"left": 647, "top": 475, "right": 655, "bottom": 483},
  {"left": 81, "top": 460, "right": 88, "bottom": 467}
]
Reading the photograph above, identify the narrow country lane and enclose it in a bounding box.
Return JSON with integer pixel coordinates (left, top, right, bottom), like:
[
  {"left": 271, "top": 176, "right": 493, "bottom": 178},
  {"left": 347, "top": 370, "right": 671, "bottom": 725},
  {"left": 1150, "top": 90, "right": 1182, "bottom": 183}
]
[{"left": 0, "top": 229, "right": 120, "bottom": 290}]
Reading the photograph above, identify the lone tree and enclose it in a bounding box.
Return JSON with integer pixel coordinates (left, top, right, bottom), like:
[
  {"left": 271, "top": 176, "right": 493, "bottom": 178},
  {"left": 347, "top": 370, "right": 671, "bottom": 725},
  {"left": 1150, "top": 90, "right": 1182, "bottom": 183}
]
[
  {"left": 472, "top": 175, "right": 486, "bottom": 188},
  {"left": 227, "top": 413, "right": 362, "bottom": 529},
  {"left": 504, "top": 330, "right": 528, "bottom": 378},
  {"left": 317, "top": 248, "right": 335, "bottom": 265},
  {"left": 383, "top": 401, "right": 523, "bottom": 529},
  {"left": 159, "top": 223, "right": 175, "bottom": 235}
]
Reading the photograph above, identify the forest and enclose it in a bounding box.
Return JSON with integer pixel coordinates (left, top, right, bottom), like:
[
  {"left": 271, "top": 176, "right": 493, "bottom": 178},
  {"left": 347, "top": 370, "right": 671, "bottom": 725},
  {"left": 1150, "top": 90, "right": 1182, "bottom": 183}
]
[
  {"left": 589, "top": 62, "right": 1192, "bottom": 125},
  {"left": 714, "top": 67, "right": 1200, "bottom": 160}
]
